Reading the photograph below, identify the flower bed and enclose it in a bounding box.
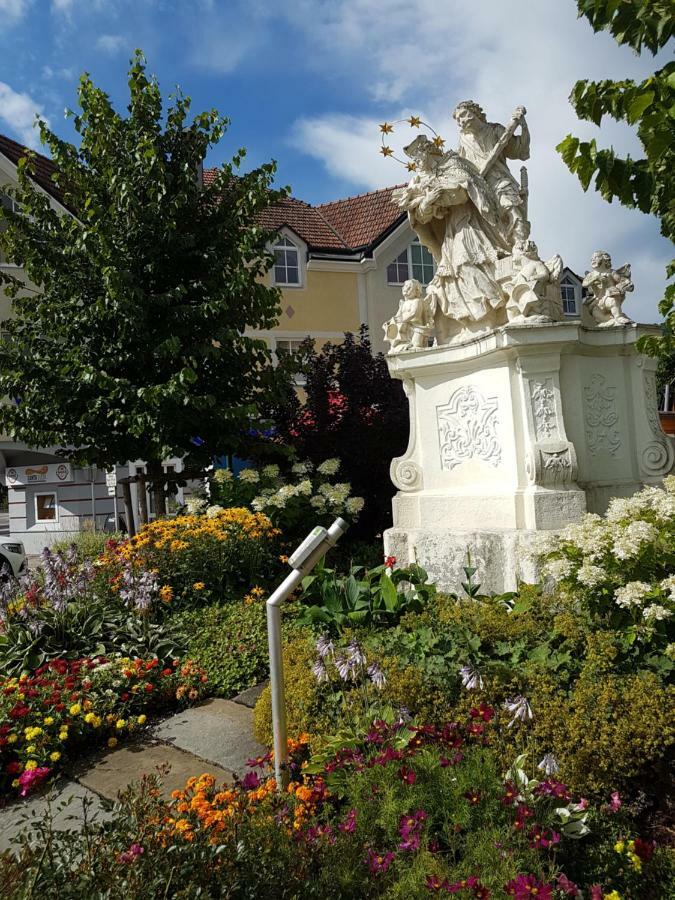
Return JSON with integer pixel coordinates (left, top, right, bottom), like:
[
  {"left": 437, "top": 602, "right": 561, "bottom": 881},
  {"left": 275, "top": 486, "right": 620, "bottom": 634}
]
[
  {"left": 0, "top": 656, "right": 207, "bottom": 797},
  {"left": 98, "top": 507, "right": 280, "bottom": 605}
]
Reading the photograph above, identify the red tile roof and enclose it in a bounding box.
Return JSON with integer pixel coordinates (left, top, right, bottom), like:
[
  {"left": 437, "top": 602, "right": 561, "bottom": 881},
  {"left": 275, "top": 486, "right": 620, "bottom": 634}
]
[
  {"left": 204, "top": 166, "right": 406, "bottom": 253},
  {"left": 0, "top": 134, "right": 64, "bottom": 205}
]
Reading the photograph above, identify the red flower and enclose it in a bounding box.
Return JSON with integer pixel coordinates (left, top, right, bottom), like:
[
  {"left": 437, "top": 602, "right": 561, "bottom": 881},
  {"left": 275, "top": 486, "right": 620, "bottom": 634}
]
[
  {"left": 470, "top": 703, "right": 494, "bottom": 722},
  {"left": 384, "top": 555, "right": 397, "bottom": 568},
  {"left": 144, "top": 683, "right": 154, "bottom": 693},
  {"left": 505, "top": 874, "right": 553, "bottom": 899},
  {"left": 633, "top": 836, "right": 655, "bottom": 862},
  {"left": 398, "top": 766, "right": 416, "bottom": 785},
  {"left": 5, "top": 761, "right": 22, "bottom": 775}
]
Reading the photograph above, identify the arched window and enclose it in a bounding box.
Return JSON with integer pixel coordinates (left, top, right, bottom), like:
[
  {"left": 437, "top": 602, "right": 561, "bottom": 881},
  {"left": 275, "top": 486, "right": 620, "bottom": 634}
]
[
  {"left": 387, "top": 238, "right": 435, "bottom": 286},
  {"left": 273, "top": 236, "right": 300, "bottom": 285}
]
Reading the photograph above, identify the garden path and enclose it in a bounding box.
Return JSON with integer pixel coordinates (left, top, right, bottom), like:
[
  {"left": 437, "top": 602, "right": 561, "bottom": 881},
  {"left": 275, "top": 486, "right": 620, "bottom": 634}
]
[{"left": 0, "top": 688, "right": 265, "bottom": 852}]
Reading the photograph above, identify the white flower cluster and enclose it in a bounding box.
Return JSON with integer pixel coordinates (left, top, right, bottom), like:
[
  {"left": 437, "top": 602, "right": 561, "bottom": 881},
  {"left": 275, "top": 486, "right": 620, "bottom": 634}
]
[
  {"left": 614, "top": 581, "right": 652, "bottom": 608},
  {"left": 612, "top": 520, "right": 657, "bottom": 561},
  {"left": 212, "top": 468, "right": 233, "bottom": 485},
  {"left": 185, "top": 495, "right": 208, "bottom": 515},
  {"left": 317, "top": 458, "right": 340, "bottom": 476},
  {"left": 206, "top": 504, "right": 225, "bottom": 518},
  {"left": 576, "top": 562, "right": 607, "bottom": 588},
  {"left": 238, "top": 468, "right": 260, "bottom": 484},
  {"left": 558, "top": 514, "right": 611, "bottom": 561}
]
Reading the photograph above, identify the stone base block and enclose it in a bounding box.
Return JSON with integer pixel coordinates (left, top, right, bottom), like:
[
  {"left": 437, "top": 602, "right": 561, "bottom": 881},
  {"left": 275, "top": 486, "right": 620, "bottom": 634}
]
[{"left": 384, "top": 526, "right": 542, "bottom": 594}]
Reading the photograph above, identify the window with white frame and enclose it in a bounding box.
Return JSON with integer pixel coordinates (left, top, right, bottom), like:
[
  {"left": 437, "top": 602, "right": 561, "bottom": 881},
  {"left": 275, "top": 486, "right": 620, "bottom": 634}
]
[
  {"left": 0, "top": 192, "right": 20, "bottom": 214},
  {"left": 35, "top": 492, "right": 58, "bottom": 522},
  {"left": 275, "top": 338, "right": 307, "bottom": 385},
  {"left": 273, "top": 236, "right": 300, "bottom": 286},
  {"left": 387, "top": 239, "right": 435, "bottom": 286},
  {"left": 561, "top": 276, "right": 579, "bottom": 316}
]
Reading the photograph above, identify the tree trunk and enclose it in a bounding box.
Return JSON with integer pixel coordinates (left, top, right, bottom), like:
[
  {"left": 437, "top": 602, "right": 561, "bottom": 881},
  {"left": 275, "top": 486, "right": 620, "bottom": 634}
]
[
  {"left": 121, "top": 480, "right": 136, "bottom": 537},
  {"left": 147, "top": 460, "right": 167, "bottom": 519},
  {"left": 137, "top": 471, "right": 149, "bottom": 526}
]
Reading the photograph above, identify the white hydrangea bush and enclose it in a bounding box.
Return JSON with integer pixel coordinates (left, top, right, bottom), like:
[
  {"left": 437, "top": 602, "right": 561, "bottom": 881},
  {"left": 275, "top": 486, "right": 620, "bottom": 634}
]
[
  {"left": 207, "top": 458, "right": 364, "bottom": 540},
  {"left": 538, "top": 477, "right": 675, "bottom": 637}
]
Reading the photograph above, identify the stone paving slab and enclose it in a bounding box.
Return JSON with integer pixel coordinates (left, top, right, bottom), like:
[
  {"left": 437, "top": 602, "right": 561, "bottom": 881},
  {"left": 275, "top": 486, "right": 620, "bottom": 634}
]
[
  {"left": 73, "top": 739, "right": 234, "bottom": 801},
  {"left": 153, "top": 698, "right": 265, "bottom": 774},
  {"left": 233, "top": 681, "right": 267, "bottom": 709},
  {"left": 0, "top": 778, "right": 110, "bottom": 853}
]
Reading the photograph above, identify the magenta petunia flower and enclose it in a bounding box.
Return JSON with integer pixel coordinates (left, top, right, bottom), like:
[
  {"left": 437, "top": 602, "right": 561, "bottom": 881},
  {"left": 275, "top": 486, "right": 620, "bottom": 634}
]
[
  {"left": 18, "top": 766, "right": 50, "bottom": 797},
  {"left": 398, "top": 766, "right": 416, "bottom": 784},
  {"left": 505, "top": 874, "right": 553, "bottom": 899}
]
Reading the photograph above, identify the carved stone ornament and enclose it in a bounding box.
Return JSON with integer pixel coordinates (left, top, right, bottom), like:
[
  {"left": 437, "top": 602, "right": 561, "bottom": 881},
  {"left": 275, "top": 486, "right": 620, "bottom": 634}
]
[
  {"left": 530, "top": 378, "right": 558, "bottom": 441},
  {"left": 583, "top": 373, "right": 621, "bottom": 457},
  {"left": 639, "top": 372, "right": 675, "bottom": 476},
  {"left": 393, "top": 460, "right": 423, "bottom": 491},
  {"left": 582, "top": 250, "right": 634, "bottom": 327},
  {"left": 437, "top": 385, "right": 502, "bottom": 470}
]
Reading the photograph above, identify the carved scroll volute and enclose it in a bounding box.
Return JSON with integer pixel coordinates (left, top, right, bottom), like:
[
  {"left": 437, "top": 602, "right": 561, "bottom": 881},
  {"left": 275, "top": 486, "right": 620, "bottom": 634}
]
[
  {"left": 638, "top": 365, "right": 674, "bottom": 478},
  {"left": 390, "top": 375, "right": 424, "bottom": 492}
]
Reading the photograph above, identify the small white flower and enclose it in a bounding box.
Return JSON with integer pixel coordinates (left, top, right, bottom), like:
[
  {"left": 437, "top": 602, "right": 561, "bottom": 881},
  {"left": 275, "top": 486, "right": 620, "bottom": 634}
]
[
  {"left": 642, "top": 603, "right": 672, "bottom": 622},
  {"left": 537, "top": 753, "right": 560, "bottom": 776},
  {"left": 251, "top": 496, "right": 266, "bottom": 512},
  {"left": 291, "top": 461, "right": 311, "bottom": 475},
  {"left": 238, "top": 468, "right": 260, "bottom": 484},
  {"left": 503, "top": 695, "right": 533, "bottom": 728},
  {"left": 345, "top": 496, "right": 365, "bottom": 515},
  {"left": 186, "top": 496, "right": 207, "bottom": 515},
  {"left": 459, "top": 663, "right": 483, "bottom": 691},
  {"left": 542, "top": 557, "right": 573, "bottom": 581},
  {"left": 212, "top": 468, "right": 233, "bottom": 484},
  {"left": 317, "top": 458, "right": 340, "bottom": 476},
  {"left": 659, "top": 576, "right": 675, "bottom": 601},
  {"left": 612, "top": 521, "right": 657, "bottom": 561},
  {"left": 262, "top": 464, "right": 280, "bottom": 479},
  {"left": 206, "top": 504, "right": 224, "bottom": 518},
  {"left": 295, "top": 478, "right": 313, "bottom": 496},
  {"left": 614, "top": 581, "right": 652, "bottom": 608},
  {"left": 310, "top": 495, "right": 326, "bottom": 510},
  {"left": 576, "top": 562, "right": 607, "bottom": 588}
]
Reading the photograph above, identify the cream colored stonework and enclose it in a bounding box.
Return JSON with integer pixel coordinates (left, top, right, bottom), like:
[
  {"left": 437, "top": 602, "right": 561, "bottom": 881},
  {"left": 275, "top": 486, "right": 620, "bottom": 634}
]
[{"left": 384, "top": 321, "right": 674, "bottom": 592}]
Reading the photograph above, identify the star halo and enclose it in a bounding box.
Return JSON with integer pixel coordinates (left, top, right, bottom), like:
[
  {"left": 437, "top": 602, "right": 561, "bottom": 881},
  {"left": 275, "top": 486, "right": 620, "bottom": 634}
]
[{"left": 379, "top": 116, "right": 445, "bottom": 171}]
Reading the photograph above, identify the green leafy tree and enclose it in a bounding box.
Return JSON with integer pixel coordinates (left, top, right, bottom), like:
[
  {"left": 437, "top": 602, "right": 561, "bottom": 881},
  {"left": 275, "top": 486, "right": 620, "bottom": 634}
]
[
  {"left": 557, "top": 1, "right": 674, "bottom": 364},
  {"left": 0, "top": 52, "right": 285, "bottom": 516}
]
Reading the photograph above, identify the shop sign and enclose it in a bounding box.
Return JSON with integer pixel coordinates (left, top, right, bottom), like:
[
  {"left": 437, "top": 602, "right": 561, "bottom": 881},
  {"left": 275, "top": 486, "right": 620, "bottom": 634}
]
[{"left": 5, "top": 463, "right": 74, "bottom": 486}]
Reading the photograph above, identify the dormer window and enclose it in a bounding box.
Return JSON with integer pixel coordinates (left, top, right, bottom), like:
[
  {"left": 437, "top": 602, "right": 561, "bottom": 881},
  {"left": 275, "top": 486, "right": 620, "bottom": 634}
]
[
  {"left": 387, "top": 238, "right": 435, "bottom": 286},
  {"left": 273, "top": 236, "right": 300, "bottom": 286},
  {"left": 561, "top": 275, "right": 580, "bottom": 316}
]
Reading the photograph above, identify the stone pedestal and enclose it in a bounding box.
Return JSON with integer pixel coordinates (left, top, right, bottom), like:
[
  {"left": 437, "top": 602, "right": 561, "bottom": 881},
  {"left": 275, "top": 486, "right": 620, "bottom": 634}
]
[{"left": 384, "top": 322, "right": 674, "bottom": 592}]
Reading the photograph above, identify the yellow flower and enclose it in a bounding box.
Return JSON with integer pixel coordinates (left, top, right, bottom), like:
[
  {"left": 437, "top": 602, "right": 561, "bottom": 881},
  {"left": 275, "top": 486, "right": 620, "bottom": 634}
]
[
  {"left": 7, "top": 734, "right": 17, "bottom": 744},
  {"left": 193, "top": 582, "right": 205, "bottom": 591},
  {"left": 43, "top": 717, "right": 54, "bottom": 726},
  {"left": 614, "top": 840, "right": 625, "bottom": 854},
  {"left": 84, "top": 712, "right": 96, "bottom": 724},
  {"left": 116, "top": 719, "right": 126, "bottom": 730},
  {"left": 11, "top": 778, "right": 20, "bottom": 788},
  {"left": 25, "top": 745, "right": 36, "bottom": 754},
  {"left": 69, "top": 703, "right": 81, "bottom": 716},
  {"left": 24, "top": 760, "right": 38, "bottom": 771},
  {"left": 159, "top": 585, "right": 174, "bottom": 603},
  {"left": 628, "top": 853, "right": 642, "bottom": 872},
  {"left": 50, "top": 751, "right": 61, "bottom": 762},
  {"left": 137, "top": 714, "right": 147, "bottom": 725},
  {"left": 59, "top": 731, "right": 68, "bottom": 741},
  {"left": 604, "top": 892, "right": 622, "bottom": 900},
  {"left": 107, "top": 737, "right": 118, "bottom": 748}
]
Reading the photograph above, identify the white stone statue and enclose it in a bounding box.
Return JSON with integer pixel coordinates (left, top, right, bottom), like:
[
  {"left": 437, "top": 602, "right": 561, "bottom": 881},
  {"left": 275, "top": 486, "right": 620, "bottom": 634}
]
[
  {"left": 388, "top": 100, "right": 563, "bottom": 350},
  {"left": 582, "top": 250, "right": 634, "bottom": 327},
  {"left": 504, "top": 240, "right": 563, "bottom": 324},
  {"left": 383, "top": 278, "right": 433, "bottom": 353}
]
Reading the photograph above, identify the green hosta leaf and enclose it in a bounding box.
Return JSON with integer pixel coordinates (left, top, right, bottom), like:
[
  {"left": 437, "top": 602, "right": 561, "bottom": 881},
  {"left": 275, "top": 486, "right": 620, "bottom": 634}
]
[{"left": 380, "top": 573, "right": 399, "bottom": 612}]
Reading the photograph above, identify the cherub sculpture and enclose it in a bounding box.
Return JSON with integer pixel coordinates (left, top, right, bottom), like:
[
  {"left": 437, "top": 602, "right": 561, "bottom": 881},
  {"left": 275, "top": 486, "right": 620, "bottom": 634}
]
[
  {"left": 505, "top": 240, "right": 563, "bottom": 324},
  {"left": 383, "top": 279, "right": 433, "bottom": 353},
  {"left": 582, "top": 250, "right": 634, "bottom": 327}
]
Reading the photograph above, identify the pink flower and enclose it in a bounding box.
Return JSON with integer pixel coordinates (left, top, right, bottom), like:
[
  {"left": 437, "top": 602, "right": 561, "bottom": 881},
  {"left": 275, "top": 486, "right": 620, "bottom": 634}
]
[
  {"left": 609, "top": 790, "right": 622, "bottom": 812},
  {"left": 366, "top": 849, "right": 395, "bottom": 875},
  {"left": 425, "top": 874, "right": 448, "bottom": 892},
  {"left": 589, "top": 887, "right": 603, "bottom": 900},
  {"left": 117, "top": 843, "right": 144, "bottom": 864},
  {"left": 528, "top": 825, "right": 561, "bottom": 849},
  {"left": 241, "top": 771, "right": 261, "bottom": 790},
  {"left": 556, "top": 873, "right": 580, "bottom": 896},
  {"left": 398, "top": 766, "right": 416, "bottom": 785},
  {"left": 505, "top": 874, "right": 553, "bottom": 899},
  {"left": 18, "top": 766, "right": 50, "bottom": 797},
  {"left": 338, "top": 808, "right": 357, "bottom": 834}
]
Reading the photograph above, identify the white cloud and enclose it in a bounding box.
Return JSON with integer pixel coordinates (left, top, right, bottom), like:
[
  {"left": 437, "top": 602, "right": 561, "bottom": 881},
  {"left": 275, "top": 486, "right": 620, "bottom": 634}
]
[
  {"left": 50, "top": 0, "right": 73, "bottom": 11},
  {"left": 96, "top": 33, "right": 126, "bottom": 54},
  {"left": 0, "top": 82, "right": 49, "bottom": 149},
  {"left": 282, "top": 0, "right": 670, "bottom": 319},
  {"left": 0, "top": 0, "right": 31, "bottom": 24}
]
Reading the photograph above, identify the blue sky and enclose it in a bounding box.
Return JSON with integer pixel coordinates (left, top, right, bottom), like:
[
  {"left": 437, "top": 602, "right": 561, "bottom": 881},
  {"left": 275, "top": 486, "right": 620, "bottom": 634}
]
[{"left": 1, "top": 0, "right": 671, "bottom": 321}]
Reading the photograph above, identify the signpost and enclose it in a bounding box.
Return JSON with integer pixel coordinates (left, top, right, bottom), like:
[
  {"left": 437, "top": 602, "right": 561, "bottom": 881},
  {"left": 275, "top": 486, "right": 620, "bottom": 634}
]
[{"left": 106, "top": 468, "right": 119, "bottom": 532}]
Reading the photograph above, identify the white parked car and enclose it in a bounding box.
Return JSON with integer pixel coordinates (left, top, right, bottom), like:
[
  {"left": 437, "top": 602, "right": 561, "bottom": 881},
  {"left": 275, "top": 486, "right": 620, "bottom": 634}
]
[{"left": 0, "top": 540, "right": 27, "bottom": 579}]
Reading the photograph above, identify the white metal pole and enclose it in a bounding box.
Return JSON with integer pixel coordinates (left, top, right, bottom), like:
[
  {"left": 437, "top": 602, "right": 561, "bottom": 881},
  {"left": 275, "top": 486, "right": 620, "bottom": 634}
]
[{"left": 266, "top": 517, "right": 348, "bottom": 790}]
